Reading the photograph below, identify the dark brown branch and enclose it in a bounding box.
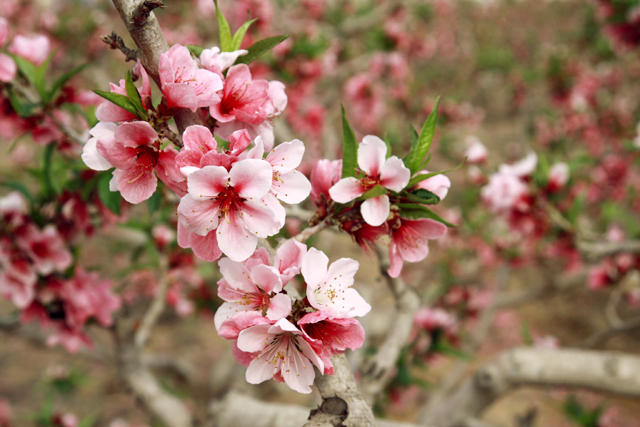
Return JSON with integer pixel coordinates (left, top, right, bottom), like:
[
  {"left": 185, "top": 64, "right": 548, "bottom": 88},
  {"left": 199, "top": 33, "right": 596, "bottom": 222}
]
[{"left": 101, "top": 31, "right": 139, "bottom": 62}]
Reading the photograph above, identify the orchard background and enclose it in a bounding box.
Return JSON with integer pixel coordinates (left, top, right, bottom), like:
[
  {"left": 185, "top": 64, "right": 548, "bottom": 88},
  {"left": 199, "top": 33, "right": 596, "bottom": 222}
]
[{"left": 1, "top": 0, "right": 640, "bottom": 426}]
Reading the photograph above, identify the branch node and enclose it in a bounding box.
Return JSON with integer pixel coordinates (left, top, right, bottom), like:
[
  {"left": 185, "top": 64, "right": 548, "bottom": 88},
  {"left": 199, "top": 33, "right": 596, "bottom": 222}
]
[
  {"left": 101, "top": 31, "right": 138, "bottom": 62},
  {"left": 133, "top": 0, "right": 165, "bottom": 26}
]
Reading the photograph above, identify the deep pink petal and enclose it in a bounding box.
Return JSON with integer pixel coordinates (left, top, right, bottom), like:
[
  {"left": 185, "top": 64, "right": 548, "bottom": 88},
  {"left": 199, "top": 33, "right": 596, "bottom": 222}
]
[
  {"left": 183, "top": 125, "right": 217, "bottom": 153},
  {"left": 163, "top": 83, "right": 198, "bottom": 111},
  {"left": 394, "top": 218, "right": 447, "bottom": 263},
  {"left": 188, "top": 228, "right": 222, "bottom": 262},
  {"left": 114, "top": 167, "right": 157, "bottom": 204},
  {"left": 115, "top": 121, "right": 158, "bottom": 148},
  {"left": 228, "top": 129, "right": 252, "bottom": 156},
  {"left": 361, "top": 195, "right": 390, "bottom": 227},
  {"left": 96, "top": 136, "right": 137, "bottom": 170}
]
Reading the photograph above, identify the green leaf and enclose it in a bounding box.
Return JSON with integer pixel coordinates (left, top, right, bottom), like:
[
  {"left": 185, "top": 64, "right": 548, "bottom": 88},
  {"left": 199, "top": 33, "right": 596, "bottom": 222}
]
[
  {"left": 124, "top": 70, "right": 147, "bottom": 120},
  {"left": 48, "top": 63, "right": 90, "bottom": 103},
  {"left": 396, "top": 203, "right": 456, "bottom": 227},
  {"left": 404, "top": 97, "right": 440, "bottom": 174},
  {"left": 407, "top": 157, "right": 466, "bottom": 188},
  {"left": 520, "top": 322, "right": 533, "bottom": 345},
  {"left": 409, "top": 125, "right": 419, "bottom": 152},
  {"left": 147, "top": 190, "right": 162, "bottom": 214},
  {"left": 404, "top": 188, "right": 440, "bottom": 205},
  {"left": 215, "top": 0, "right": 232, "bottom": 51},
  {"left": 567, "top": 193, "right": 585, "bottom": 225},
  {"left": 93, "top": 89, "right": 140, "bottom": 118},
  {"left": 431, "top": 340, "right": 470, "bottom": 360},
  {"left": 235, "top": 35, "right": 289, "bottom": 65},
  {"left": 11, "top": 54, "right": 38, "bottom": 88},
  {"left": 340, "top": 106, "right": 358, "bottom": 179},
  {"left": 383, "top": 132, "right": 392, "bottom": 159},
  {"left": 186, "top": 44, "right": 204, "bottom": 56},
  {"left": 357, "top": 184, "right": 387, "bottom": 201},
  {"left": 77, "top": 413, "right": 99, "bottom": 427},
  {"left": 98, "top": 172, "right": 121, "bottom": 215},
  {"left": 34, "top": 52, "right": 55, "bottom": 101},
  {"left": 231, "top": 19, "right": 257, "bottom": 51},
  {"left": 43, "top": 143, "right": 62, "bottom": 196},
  {"left": 0, "top": 181, "right": 36, "bottom": 204},
  {"left": 7, "top": 88, "right": 36, "bottom": 118}
]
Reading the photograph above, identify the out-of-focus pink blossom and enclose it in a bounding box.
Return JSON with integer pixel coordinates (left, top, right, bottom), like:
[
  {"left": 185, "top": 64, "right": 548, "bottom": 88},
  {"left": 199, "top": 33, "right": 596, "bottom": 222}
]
[
  {"left": 533, "top": 335, "right": 560, "bottom": 349},
  {"left": 46, "top": 327, "right": 93, "bottom": 354},
  {"left": 498, "top": 152, "right": 538, "bottom": 178},
  {"left": 481, "top": 171, "right": 530, "bottom": 213},
  {"left": 8, "top": 34, "right": 50, "bottom": 66},
  {"left": 0, "top": 18, "right": 8, "bottom": 46},
  {"left": 0, "top": 54, "right": 16, "bottom": 82},
  {"left": 152, "top": 224, "right": 175, "bottom": 249},
  {"left": 16, "top": 224, "right": 72, "bottom": 276},
  {"left": 0, "top": 398, "right": 12, "bottom": 427},
  {"left": 60, "top": 268, "right": 121, "bottom": 329},
  {"left": 588, "top": 260, "right": 616, "bottom": 290},
  {"left": 329, "top": 135, "right": 410, "bottom": 226},
  {"left": 414, "top": 307, "right": 457, "bottom": 334},
  {"left": 547, "top": 162, "right": 570, "bottom": 191},
  {"left": 464, "top": 136, "right": 488, "bottom": 164}
]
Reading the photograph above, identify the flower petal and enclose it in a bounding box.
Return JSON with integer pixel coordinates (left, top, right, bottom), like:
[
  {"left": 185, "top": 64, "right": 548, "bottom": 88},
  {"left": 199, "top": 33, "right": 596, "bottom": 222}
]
[
  {"left": 358, "top": 135, "right": 387, "bottom": 176},
  {"left": 266, "top": 139, "right": 305, "bottom": 173},
  {"left": 360, "top": 195, "right": 390, "bottom": 226},
  {"left": 177, "top": 194, "right": 220, "bottom": 236},
  {"left": 328, "top": 177, "right": 364, "bottom": 203},
  {"left": 380, "top": 156, "right": 410, "bottom": 192},
  {"left": 229, "top": 159, "right": 273, "bottom": 199},
  {"left": 217, "top": 212, "right": 258, "bottom": 262},
  {"left": 271, "top": 169, "right": 311, "bottom": 204},
  {"left": 187, "top": 165, "right": 229, "bottom": 200},
  {"left": 301, "top": 248, "right": 329, "bottom": 290}
]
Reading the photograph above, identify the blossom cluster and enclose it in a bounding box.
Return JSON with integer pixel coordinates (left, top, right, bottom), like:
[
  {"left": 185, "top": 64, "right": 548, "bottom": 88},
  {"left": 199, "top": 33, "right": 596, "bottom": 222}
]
[
  {"left": 309, "top": 135, "right": 451, "bottom": 277},
  {"left": 0, "top": 192, "right": 121, "bottom": 353},
  {"left": 214, "top": 239, "right": 370, "bottom": 393}
]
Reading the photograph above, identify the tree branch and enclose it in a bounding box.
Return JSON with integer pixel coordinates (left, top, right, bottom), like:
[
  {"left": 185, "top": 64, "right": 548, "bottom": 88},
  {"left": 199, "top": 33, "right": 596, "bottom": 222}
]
[
  {"left": 101, "top": 31, "right": 139, "bottom": 62},
  {"left": 420, "top": 347, "right": 640, "bottom": 427},
  {"left": 358, "top": 250, "right": 420, "bottom": 405},
  {"left": 295, "top": 218, "right": 331, "bottom": 242}
]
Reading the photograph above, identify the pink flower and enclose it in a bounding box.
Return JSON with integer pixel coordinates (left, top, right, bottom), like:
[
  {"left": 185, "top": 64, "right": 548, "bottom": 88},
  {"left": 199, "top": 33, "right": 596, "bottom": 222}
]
[
  {"left": 298, "top": 310, "right": 365, "bottom": 374},
  {"left": 247, "top": 137, "right": 312, "bottom": 224},
  {"left": 82, "top": 122, "right": 117, "bottom": 171},
  {"left": 214, "top": 257, "right": 292, "bottom": 330},
  {"left": 200, "top": 47, "right": 247, "bottom": 77},
  {"left": 95, "top": 62, "right": 151, "bottom": 122},
  {"left": 237, "top": 318, "right": 324, "bottom": 393},
  {"left": 177, "top": 222, "right": 222, "bottom": 262},
  {"left": 0, "top": 246, "right": 36, "bottom": 309},
  {"left": 481, "top": 172, "right": 529, "bottom": 213},
  {"left": 159, "top": 44, "right": 223, "bottom": 111},
  {"left": 0, "top": 18, "right": 8, "bottom": 46},
  {"left": 414, "top": 307, "right": 457, "bottom": 333},
  {"left": 177, "top": 159, "right": 281, "bottom": 261},
  {"left": 415, "top": 171, "right": 451, "bottom": 200},
  {"left": 547, "top": 162, "right": 570, "bottom": 192},
  {"left": 498, "top": 152, "right": 538, "bottom": 178},
  {"left": 241, "top": 238, "right": 307, "bottom": 284},
  {"left": 60, "top": 268, "right": 121, "bottom": 329},
  {"left": 151, "top": 224, "right": 175, "bottom": 249},
  {"left": 0, "top": 53, "right": 16, "bottom": 82},
  {"left": 301, "top": 248, "right": 371, "bottom": 318},
  {"left": 0, "top": 398, "right": 12, "bottom": 427},
  {"left": 329, "top": 135, "right": 410, "bottom": 226},
  {"left": 310, "top": 159, "right": 342, "bottom": 206},
  {"left": 16, "top": 225, "right": 72, "bottom": 275},
  {"left": 92, "top": 121, "right": 186, "bottom": 203},
  {"left": 211, "top": 65, "right": 286, "bottom": 151},
  {"left": 8, "top": 34, "right": 50, "bottom": 66},
  {"left": 46, "top": 327, "right": 92, "bottom": 354},
  {"left": 387, "top": 216, "right": 447, "bottom": 278},
  {"left": 464, "top": 136, "right": 488, "bottom": 164}
]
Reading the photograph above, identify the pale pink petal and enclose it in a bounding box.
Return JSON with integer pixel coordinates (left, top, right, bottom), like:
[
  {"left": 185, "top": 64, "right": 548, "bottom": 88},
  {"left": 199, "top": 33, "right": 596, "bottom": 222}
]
[
  {"left": 188, "top": 229, "right": 222, "bottom": 262},
  {"left": 379, "top": 156, "right": 410, "bottom": 192},
  {"left": 262, "top": 192, "right": 285, "bottom": 226},
  {"left": 266, "top": 139, "right": 305, "bottom": 173},
  {"left": 186, "top": 165, "right": 228, "bottom": 199},
  {"left": 328, "top": 177, "right": 364, "bottom": 203},
  {"left": 218, "top": 311, "right": 269, "bottom": 339},
  {"left": 232, "top": 340, "right": 255, "bottom": 367},
  {"left": 192, "top": 69, "right": 223, "bottom": 107},
  {"left": 217, "top": 212, "right": 258, "bottom": 261},
  {"left": 0, "top": 53, "right": 16, "bottom": 82},
  {"left": 250, "top": 264, "right": 283, "bottom": 294},
  {"left": 240, "top": 199, "right": 282, "bottom": 237},
  {"left": 361, "top": 195, "right": 390, "bottom": 226},
  {"left": 301, "top": 248, "right": 329, "bottom": 289},
  {"left": 229, "top": 159, "right": 273, "bottom": 199},
  {"left": 95, "top": 101, "right": 137, "bottom": 123},
  {"left": 237, "top": 324, "right": 273, "bottom": 353},
  {"left": 358, "top": 135, "right": 387, "bottom": 176},
  {"left": 395, "top": 218, "right": 447, "bottom": 263},
  {"left": 387, "top": 241, "right": 403, "bottom": 278},
  {"left": 246, "top": 353, "right": 279, "bottom": 384},
  {"left": 274, "top": 239, "right": 306, "bottom": 282},
  {"left": 177, "top": 195, "right": 220, "bottom": 236},
  {"left": 158, "top": 51, "right": 175, "bottom": 88},
  {"left": 219, "top": 258, "right": 255, "bottom": 293},
  {"left": 115, "top": 167, "right": 157, "bottom": 204},
  {"left": 267, "top": 81, "right": 287, "bottom": 113},
  {"left": 282, "top": 338, "right": 318, "bottom": 394},
  {"left": 266, "top": 293, "right": 291, "bottom": 321},
  {"left": 82, "top": 138, "right": 113, "bottom": 171},
  {"left": 214, "top": 302, "right": 250, "bottom": 331},
  {"left": 271, "top": 170, "right": 311, "bottom": 204},
  {"left": 156, "top": 148, "right": 188, "bottom": 197}
]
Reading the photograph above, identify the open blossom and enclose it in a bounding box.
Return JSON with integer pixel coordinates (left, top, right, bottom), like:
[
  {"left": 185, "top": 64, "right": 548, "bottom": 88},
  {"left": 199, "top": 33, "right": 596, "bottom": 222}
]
[
  {"left": 214, "top": 258, "right": 292, "bottom": 330},
  {"left": 247, "top": 137, "right": 312, "bottom": 224},
  {"left": 159, "top": 44, "right": 223, "bottom": 111},
  {"left": 211, "top": 64, "right": 287, "bottom": 151},
  {"left": 0, "top": 246, "right": 37, "bottom": 309},
  {"left": 177, "top": 159, "right": 281, "bottom": 262},
  {"left": 87, "top": 121, "right": 186, "bottom": 203},
  {"left": 387, "top": 214, "right": 448, "bottom": 278},
  {"left": 498, "top": 152, "right": 538, "bottom": 178},
  {"left": 237, "top": 318, "right": 324, "bottom": 394},
  {"left": 8, "top": 34, "right": 50, "bottom": 66},
  {"left": 82, "top": 122, "right": 116, "bottom": 171},
  {"left": 329, "top": 135, "right": 410, "bottom": 226},
  {"left": 301, "top": 248, "right": 371, "bottom": 318},
  {"left": 464, "top": 136, "right": 488, "bottom": 164},
  {"left": 176, "top": 126, "right": 251, "bottom": 176},
  {"left": 242, "top": 239, "right": 307, "bottom": 284}
]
